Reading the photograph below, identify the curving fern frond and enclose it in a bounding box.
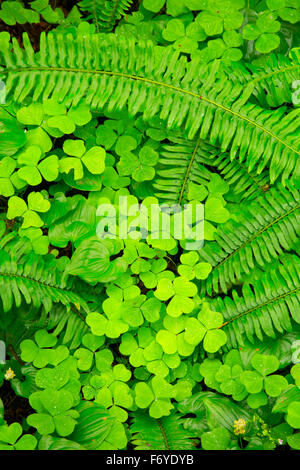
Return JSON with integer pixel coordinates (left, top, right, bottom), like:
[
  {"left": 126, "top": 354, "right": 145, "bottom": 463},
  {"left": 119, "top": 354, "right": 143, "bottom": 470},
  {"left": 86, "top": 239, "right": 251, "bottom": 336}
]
[
  {"left": 130, "top": 411, "right": 194, "bottom": 450},
  {"left": 199, "top": 185, "right": 300, "bottom": 295},
  {"left": 153, "top": 137, "right": 215, "bottom": 204},
  {"left": 220, "top": 49, "right": 300, "bottom": 108},
  {"left": 1, "top": 33, "right": 300, "bottom": 183},
  {"left": 214, "top": 255, "right": 300, "bottom": 349},
  {"left": 153, "top": 136, "right": 270, "bottom": 204},
  {"left": 0, "top": 244, "right": 89, "bottom": 314},
  {"left": 208, "top": 151, "right": 270, "bottom": 200},
  {"left": 78, "top": 0, "right": 133, "bottom": 32}
]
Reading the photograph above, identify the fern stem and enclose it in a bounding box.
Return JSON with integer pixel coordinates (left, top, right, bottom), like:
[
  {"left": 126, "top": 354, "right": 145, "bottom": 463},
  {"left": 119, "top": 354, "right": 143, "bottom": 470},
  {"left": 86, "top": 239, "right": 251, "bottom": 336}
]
[
  {"left": 0, "top": 271, "right": 67, "bottom": 291},
  {"left": 105, "top": 0, "right": 123, "bottom": 30},
  {"left": 92, "top": 0, "right": 100, "bottom": 33},
  {"left": 219, "top": 286, "right": 300, "bottom": 329},
  {"left": 157, "top": 419, "right": 170, "bottom": 450},
  {"left": 178, "top": 137, "right": 202, "bottom": 205},
  {"left": 7, "top": 344, "right": 24, "bottom": 366}
]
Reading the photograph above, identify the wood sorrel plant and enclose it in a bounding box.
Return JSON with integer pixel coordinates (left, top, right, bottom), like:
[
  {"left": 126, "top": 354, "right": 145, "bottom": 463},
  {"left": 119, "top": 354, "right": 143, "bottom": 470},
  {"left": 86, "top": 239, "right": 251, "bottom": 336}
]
[{"left": 0, "top": 0, "right": 299, "bottom": 452}]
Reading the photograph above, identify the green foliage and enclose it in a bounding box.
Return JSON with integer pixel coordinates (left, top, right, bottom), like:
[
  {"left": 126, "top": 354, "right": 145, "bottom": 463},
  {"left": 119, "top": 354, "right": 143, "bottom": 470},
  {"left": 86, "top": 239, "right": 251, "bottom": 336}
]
[
  {"left": 0, "top": 110, "right": 26, "bottom": 159},
  {"left": 130, "top": 412, "right": 194, "bottom": 449},
  {"left": 0, "top": 1, "right": 39, "bottom": 25},
  {"left": 0, "top": 237, "right": 88, "bottom": 313},
  {"left": 213, "top": 256, "right": 300, "bottom": 348},
  {"left": 0, "top": 0, "right": 299, "bottom": 452},
  {"left": 0, "top": 422, "right": 37, "bottom": 450},
  {"left": 78, "top": 0, "right": 134, "bottom": 32},
  {"left": 199, "top": 185, "right": 300, "bottom": 295},
  {"left": 0, "top": 0, "right": 66, "bottom": 26},
  {"left": 1, "top": 33, "right": 300, "bottom": 184}
]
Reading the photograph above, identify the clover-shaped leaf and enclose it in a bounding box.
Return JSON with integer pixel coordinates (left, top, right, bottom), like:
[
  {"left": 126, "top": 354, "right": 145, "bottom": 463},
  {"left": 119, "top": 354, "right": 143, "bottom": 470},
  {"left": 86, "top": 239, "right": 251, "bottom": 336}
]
[
  {"left": 196, "top": 0, "right": 244, "bottom": 36},
  {"left": 291, "top": 364, "right": 300, "bottom": 387},
  {"left": 19, "top": 227, "right": 49, "bottom": 255},
  {"left": 28, "top": 388, "right": 79, "bottom": 437},
  {"left": 0, "top": 156, "right": 17, "bottom": 197},
  {"left": 94, "top": 348, "right": 114, "bottom": 373},
  {"left": 61, "top": 139, "right": 105, "bottom": 180},
  {"left": 132, "top": 146, "right": 159, "bottom": 182},
  {"left": 242, "top": 11, "right": 281, "bottom": 53},
  {"left": 0, "top": 423, "right": 37, "bottom": 450},
  {"left": 156, "top": 329, "right": 178, "bottom": 355},
  {"left": 155, "top": 315, "right": 198, "bottom": 357},
  {"left": 247, "top": 392, "right": 268, "bottom": 409},
  {"left": 91, "top": 365, "right": 133, "bottom": 422},
  {"left": 73, "top": 334, "right": 104, "bottom": 371},
  {"left": 73, "top": 349, "right": 92, "bottom": 371},
  {"left": 178, "top": 251, "right": 212, "bottom": 280},
  {"left": 20, "top": 330, "right": 57, "bottom": 368},
  {"left": 7, "top": 192, "right": 50, "bottom": 228},
  {"left": 139, "top": 258, "right": 173, "bottom": 289},
  {"left": 200, "top": 358, "right": 222, "bottom": 389},
  {"left": 35, "top": 363, "right": 70, "bottom": 390},
  {"left": 43, "top": 101, "right": 92, "bottom": 135},
  {"left": 162, "top": 18, "right": 206, "bottom": 53},
  {"left": 86, "top": 311, "right": 128, "bottom": 339},
  {"left": 17, "top": 103, "right": 44, "bottom": 126},
  {"left": 184, "top": 317, "right": 207, "bottom": 346},
  {"left": 0, "top": 1, "right": 39, "bottom": 26},
  {"left": 241, "top": 370, "right": 264, "bottom": 394},
  {"left": 287, "top": 401, "right": 300, "bottom": 429},
  {"left": 196, "top": 303, "right": 227, "bottom": 353},
  {"left": 241, "top": 353, "right": 288, "bottom": 399},
  {"left": 154, "top": 276, "right": 197, "bottom": 317},
  {"left": 205, "top": 197, "right": 230, "bottom": 224},
  {"left": 119, "top": 329, "right": 163, "bottom": 368},
  {"left": 215, "top": 363, "right": 247, "bottom": 400},
  {"left": 251, "top": 353, "right": 279, "bottom": 376},
  {"left": 134, "top": 376, "right": 175, "bottom": 418}
]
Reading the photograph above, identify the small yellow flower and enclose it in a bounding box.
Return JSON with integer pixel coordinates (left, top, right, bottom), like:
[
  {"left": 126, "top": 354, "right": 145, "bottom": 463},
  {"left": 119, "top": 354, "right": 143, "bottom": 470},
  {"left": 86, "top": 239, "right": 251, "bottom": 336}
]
[
  {"left": 4, "top": 367, "right": 16, "bottom": 380},
  {"left": 233, "top": 418, "right": 247, "bottom": 435}
]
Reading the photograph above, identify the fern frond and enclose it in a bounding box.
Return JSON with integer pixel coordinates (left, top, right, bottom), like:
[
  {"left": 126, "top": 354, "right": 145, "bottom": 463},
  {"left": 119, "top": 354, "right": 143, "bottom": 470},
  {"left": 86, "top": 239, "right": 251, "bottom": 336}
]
[
  {"left": 214, "top": 255, "right": 300, "bottom": 349},
  {"left": 221, "top": 49, "right": 300, "bottom": 108},
  {"left": 78, "top": 0, "right": 133, "bottom": 32},
  {"left": 209, "top": 152, "right": 270, "bottom": 200},
  {"left": 153, "top": 137, "right": 214, "bottom": 204},
  {"left": 0, "top": 247, "right": 89, "bottom": 314},
  {"left": 130, "top": 411, "right": 194, "bottom": 450},
  {"left": 199, "top": 185, "right": 300, "bottom": 295},
  {"left": 153, "top": 136, "right": 270, "bottom": 204},
  {"left": 1, "top": 33, "right": 300, "bottom": 183}
]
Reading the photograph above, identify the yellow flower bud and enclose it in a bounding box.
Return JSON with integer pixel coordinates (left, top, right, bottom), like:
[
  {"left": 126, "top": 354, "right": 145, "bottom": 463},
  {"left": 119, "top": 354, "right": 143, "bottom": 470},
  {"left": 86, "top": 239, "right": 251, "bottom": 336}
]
[
  {"left": 233, "top": 418, "right": 247, "bottom": 435},
  {"left": 4, "top": 367, "right": 16, "bottom": 380}
]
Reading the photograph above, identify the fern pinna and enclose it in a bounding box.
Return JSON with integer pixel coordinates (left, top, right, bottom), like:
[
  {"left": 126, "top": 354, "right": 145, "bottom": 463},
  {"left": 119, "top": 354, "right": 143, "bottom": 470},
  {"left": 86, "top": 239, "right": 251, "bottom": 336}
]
[
  {"left": 130, "top": 412, "right": 194, "bottom": 450},
  {"left": 0, "top": 235, "right": 88, "bottom": 313},
  {"left": 220, "top": 48, "right": 300, "bottom": 108},
  {"left": 199, "top": 185, "right": 300, "bottom": 295},
  {"left": 153, "top": 135, "right": 270, "bottom": 203},
  {"left": 215, "top": 255, "right": 300, "bottom": 349},
  {"left": 78, "top": 0, "right": 134, "bottom": 32}
]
